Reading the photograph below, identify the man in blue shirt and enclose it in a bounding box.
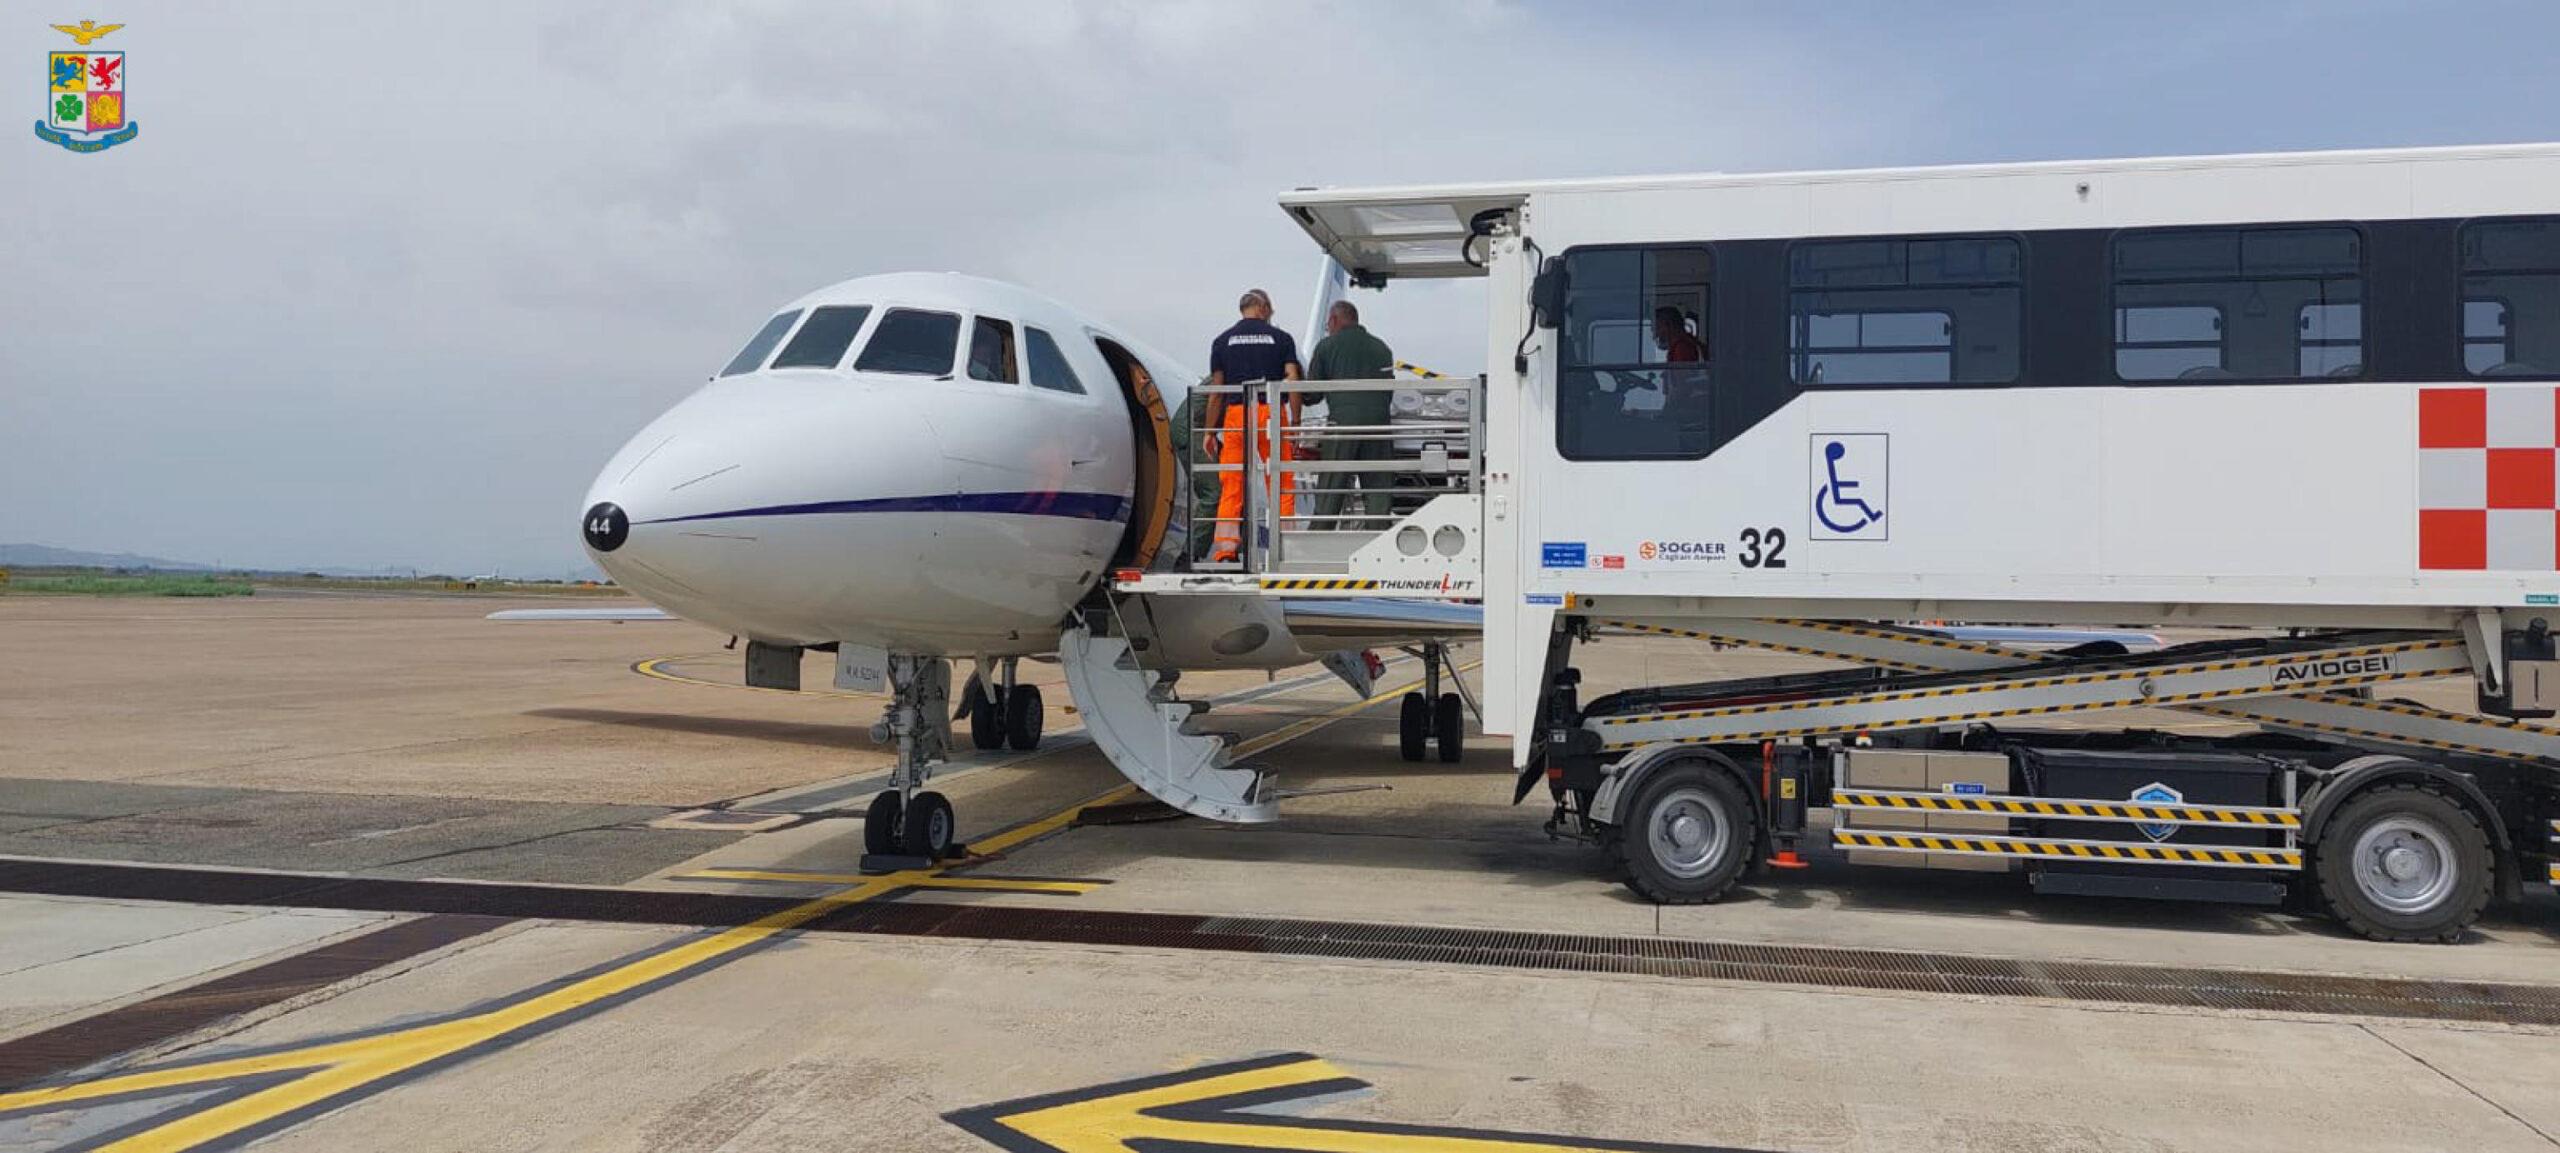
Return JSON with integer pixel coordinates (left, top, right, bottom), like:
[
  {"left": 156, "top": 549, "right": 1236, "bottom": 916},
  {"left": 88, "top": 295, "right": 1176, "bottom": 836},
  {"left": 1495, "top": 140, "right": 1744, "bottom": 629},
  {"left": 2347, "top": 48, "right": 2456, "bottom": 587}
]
[{"left": 1204, "top": 289, "right": 1302, "bottom": 563}]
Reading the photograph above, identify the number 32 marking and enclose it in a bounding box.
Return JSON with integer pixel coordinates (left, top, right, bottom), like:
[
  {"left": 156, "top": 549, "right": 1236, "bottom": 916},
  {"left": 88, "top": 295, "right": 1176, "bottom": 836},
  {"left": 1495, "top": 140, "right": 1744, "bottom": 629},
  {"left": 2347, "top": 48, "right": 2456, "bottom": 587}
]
[{"left": 1739, "top": 527, "right": 1788, "bottom": 569}]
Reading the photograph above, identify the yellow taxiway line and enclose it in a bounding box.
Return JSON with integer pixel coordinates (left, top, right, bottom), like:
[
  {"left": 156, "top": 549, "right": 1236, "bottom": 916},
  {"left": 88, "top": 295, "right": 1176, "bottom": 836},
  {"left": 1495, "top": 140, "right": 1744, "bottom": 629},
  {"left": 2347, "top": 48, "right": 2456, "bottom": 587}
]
[{"left": 0, "top": 660, "right": 1461, "bottom": 1152}]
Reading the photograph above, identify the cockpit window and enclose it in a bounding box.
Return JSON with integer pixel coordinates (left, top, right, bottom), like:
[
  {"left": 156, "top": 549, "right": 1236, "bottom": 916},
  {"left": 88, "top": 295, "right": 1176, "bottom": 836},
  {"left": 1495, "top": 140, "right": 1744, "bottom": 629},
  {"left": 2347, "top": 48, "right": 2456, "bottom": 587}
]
[
  {"left": 854, "top": 309, "right": 961, "bottom": 376},
  {"left": 718, "top": 310, "right": 802, "bottom": 377},
  {"left": 1024, "top": 327, "right": 1086, "bottom": 394},
  {"left": 768, "top": 305, "right": 871, "bottom": 370},
  {"left": 968, "top": 316, "right": 1019, "bottom": 383}
]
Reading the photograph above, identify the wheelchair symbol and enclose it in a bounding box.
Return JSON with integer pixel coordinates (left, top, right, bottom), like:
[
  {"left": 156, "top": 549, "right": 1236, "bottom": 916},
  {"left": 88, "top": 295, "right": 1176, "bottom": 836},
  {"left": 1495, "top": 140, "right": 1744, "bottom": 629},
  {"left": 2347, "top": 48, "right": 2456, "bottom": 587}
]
[{"left": 1814, "top": 438, "right": 1885, "bottom": 536}]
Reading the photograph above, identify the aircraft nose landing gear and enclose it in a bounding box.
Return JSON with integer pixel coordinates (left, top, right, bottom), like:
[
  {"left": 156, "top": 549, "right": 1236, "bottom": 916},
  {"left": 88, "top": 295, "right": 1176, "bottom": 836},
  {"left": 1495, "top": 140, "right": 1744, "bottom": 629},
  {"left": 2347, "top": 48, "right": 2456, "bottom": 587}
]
[{"left": 861, "top": 654, "right": 967, "bottom": 868}]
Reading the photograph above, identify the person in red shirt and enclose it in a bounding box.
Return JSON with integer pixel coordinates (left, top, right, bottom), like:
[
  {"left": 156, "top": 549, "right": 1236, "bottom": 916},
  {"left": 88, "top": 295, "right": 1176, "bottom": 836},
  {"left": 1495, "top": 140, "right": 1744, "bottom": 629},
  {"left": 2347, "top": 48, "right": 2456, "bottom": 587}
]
[{"left": 1653, "top": 306, "right": 1703, "bottom": 363}]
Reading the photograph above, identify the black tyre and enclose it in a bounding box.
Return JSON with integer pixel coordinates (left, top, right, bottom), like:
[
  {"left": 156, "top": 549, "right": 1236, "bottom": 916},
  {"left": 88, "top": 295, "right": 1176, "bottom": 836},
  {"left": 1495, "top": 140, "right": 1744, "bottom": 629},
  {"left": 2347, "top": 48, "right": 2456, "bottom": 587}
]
[
  {"left": 1617, "top": 760, "right": 1757, "bottom": 905},
  {"left": 901, "top": 790, "right": 956, "bottom": 859},
  {"left": 1397, "top": 692, "right": 1428, "bottom": 762},
  {"left": 863, "top": 790, "right": 903, "bottom": 856},
  {"left": 1433, "top": 692, "right": 1465, "bottom": 763},
  {"left": 1004, "top": 683, "right": 1044, "bottom": 751},
  {"left": 967, "top": 684, "right": 1005, "bottom": 751},
  {"left": 2312, "top": 782, "right": 2492, "bottom": 942}
]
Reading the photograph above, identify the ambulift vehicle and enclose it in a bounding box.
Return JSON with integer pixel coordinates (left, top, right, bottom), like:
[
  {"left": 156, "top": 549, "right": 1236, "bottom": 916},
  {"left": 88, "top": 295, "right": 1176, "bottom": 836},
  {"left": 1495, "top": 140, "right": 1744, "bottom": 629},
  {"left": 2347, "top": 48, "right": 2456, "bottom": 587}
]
[{"left": 1111, "top": 142, "right": 2560, "bottom": 941}]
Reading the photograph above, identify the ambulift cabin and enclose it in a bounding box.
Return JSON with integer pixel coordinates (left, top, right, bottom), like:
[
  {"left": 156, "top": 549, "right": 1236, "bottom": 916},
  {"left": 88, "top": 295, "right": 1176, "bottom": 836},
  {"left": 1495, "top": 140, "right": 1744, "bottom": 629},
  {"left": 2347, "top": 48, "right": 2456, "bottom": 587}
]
[{"left": 1116, "top": 143, "right": 2560, "bottom": 941}]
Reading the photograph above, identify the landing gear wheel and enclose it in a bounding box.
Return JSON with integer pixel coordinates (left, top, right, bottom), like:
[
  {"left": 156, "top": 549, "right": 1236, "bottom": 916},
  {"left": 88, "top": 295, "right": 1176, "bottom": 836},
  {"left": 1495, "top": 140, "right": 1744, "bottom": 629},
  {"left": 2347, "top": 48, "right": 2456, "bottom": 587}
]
[
  {"left": 900, "top": 790, "right": 956, "bottom": 860},
  {"left": 1397, "top": 692, "right": 1428, "bottom": 762},
  {"left": 2312, "top": 782, "right": 2492, "bottom": 942},
  {"left": 966, "top": 682, "right": 1005, "bottom": 751},
  {"left": 1433, "top": 692, "right": 1464, "bottom": 763},
  {"left": 1617, "top": 761, "right": 1756, "bottom": 905},
  {"left": 863, "top": 790, "right": 904, "bottom": 856},
  {"left": 1003, "top": 683, "right": 1043, "bottom": 751}
]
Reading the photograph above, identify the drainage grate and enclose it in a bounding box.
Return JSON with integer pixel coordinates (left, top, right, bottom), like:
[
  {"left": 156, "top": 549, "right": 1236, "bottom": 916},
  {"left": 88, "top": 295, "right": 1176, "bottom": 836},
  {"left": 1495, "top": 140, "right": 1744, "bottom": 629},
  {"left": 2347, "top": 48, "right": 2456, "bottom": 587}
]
[
  {"left": 0, "top": 913, "right": 509, "bottom": 1090},
  {"left": 3, "top": 856, "right": 2556, "bottom": 1027}
]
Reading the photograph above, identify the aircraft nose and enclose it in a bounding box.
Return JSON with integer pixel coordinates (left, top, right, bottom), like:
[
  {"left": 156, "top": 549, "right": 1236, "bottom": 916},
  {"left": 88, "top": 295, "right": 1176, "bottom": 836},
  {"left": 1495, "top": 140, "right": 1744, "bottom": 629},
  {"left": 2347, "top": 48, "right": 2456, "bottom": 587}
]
[{"left": 577, "top": 379, "right": 955, "bottom": 631}]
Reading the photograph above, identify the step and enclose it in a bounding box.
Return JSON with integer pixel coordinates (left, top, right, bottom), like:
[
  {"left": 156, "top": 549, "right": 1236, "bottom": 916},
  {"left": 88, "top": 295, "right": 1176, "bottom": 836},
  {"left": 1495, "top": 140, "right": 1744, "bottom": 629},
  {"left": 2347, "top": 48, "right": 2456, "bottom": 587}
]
[{"left": 1059, "top": 626, "right": 1278, "bottom": 823}]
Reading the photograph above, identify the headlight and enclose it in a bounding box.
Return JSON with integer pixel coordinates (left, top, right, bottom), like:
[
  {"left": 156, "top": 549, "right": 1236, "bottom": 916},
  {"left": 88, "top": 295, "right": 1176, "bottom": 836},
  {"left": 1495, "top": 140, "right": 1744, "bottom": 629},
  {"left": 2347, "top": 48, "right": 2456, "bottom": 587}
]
[{"left": 1392, "top": 389, "right": 1424, "bottom": 414}]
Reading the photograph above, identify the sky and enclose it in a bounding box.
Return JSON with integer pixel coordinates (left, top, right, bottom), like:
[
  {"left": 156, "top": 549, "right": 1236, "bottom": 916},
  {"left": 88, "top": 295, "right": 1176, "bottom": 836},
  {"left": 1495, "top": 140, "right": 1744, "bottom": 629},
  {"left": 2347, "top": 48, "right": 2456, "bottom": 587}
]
[{"left": 7, "top": 0, "right": 2560, "bottom": 576}]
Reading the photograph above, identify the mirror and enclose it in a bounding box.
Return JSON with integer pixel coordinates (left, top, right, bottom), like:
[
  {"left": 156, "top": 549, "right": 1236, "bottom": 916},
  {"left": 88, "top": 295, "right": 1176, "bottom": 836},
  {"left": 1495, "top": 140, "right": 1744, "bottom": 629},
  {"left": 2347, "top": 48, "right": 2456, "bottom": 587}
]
[{"left": 1529, "top": 256, "right": 1566, "bottom": 329}]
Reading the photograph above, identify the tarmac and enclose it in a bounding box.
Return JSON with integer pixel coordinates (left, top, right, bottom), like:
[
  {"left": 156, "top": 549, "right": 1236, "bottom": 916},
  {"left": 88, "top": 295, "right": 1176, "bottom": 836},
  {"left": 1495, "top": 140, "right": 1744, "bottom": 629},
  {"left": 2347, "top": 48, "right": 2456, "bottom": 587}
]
[{"left": 0, "top": 593, "right": 2555, "bottom": 1152}]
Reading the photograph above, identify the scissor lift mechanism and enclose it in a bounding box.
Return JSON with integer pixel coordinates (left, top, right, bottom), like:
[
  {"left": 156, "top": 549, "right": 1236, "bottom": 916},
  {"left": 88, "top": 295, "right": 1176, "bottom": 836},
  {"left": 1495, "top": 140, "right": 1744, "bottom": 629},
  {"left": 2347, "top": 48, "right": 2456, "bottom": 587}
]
[{"left": 1541, "top": 616, "right": 2560, "bottom": 938}]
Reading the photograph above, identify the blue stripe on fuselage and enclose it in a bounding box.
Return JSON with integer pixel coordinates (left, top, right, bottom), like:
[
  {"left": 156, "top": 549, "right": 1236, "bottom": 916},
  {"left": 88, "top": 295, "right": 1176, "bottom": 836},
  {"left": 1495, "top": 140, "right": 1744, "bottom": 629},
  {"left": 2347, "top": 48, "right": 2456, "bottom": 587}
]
[{"left": 637, "top": 491, "right": 1130, "bottom": 526}]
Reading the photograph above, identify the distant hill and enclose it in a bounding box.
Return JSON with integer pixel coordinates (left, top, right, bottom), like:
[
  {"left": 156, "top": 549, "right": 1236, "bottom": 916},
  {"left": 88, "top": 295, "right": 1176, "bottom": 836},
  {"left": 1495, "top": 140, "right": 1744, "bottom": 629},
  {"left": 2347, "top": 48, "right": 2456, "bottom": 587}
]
[{"left": 0, "top": 543, "right": 211, "bottom": 571}]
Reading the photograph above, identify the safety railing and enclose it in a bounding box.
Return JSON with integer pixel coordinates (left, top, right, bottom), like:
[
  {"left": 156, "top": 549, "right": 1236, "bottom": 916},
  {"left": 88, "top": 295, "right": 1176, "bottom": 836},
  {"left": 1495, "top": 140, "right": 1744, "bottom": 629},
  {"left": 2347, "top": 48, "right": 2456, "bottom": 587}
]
[{"left": 1187, "top": 374, "right": 1483, "bottom": 574}]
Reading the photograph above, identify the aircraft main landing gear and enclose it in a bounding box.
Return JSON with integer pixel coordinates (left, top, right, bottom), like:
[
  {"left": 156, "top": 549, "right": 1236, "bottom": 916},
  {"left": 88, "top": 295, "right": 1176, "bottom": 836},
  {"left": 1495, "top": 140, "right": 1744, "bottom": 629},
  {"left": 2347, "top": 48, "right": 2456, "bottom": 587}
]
[
  {"left": 864, "top": 654, "right": 962, "bottom": 865},
  {"left": 1396, "top": 642, "right": 1471, "bottom": 764},
  {"left": 962, "top": 656, "right": 1042, "bottom": 753}
]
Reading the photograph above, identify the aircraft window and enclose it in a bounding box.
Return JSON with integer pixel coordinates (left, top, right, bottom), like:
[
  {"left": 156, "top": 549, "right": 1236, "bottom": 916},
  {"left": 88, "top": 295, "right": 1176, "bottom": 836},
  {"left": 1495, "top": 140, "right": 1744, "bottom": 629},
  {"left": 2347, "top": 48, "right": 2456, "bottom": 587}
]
[
  {"left": 1556, "top": 245, "right": 1716, "bottom": 461},
  {"left": 1788, "top": 236, "right": 2019, "bottom": 386},
  {"left": 854, "top": 309, "right": 961, "bottom": 376},
  {"left": 968, "top": 316, "right": 1020, "bottom": 384},
  {"left": 2460, "top": 219, "right": 2560, "bottom": 378},
  {"left": 768, "top": 305, "right": 871, "bottom": 370},
  {"left": 718, "top": 310, "right": 802, "bottom": 377},
  {"left": 2112, "top": 226, "right": 2361, "bottom": 382},
  {"left": 1024, "top": 327, "right": 1086, "bottom": 394}
]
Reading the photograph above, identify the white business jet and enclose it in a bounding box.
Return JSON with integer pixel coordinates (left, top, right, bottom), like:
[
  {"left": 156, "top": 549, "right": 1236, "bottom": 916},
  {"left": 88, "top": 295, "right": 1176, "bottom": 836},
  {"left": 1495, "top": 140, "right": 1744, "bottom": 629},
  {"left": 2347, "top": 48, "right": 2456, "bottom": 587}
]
[{"left": 504, "top": 272, "right": 1475, "bottom": 862}]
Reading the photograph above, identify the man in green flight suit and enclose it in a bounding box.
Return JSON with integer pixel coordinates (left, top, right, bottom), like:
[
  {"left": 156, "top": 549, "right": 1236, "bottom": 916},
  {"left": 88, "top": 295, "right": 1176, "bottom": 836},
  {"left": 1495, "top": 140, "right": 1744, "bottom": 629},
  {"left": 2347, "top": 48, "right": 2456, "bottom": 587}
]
[{"left": 1305, "top": 300, "right": 1398, "bottom": 531}]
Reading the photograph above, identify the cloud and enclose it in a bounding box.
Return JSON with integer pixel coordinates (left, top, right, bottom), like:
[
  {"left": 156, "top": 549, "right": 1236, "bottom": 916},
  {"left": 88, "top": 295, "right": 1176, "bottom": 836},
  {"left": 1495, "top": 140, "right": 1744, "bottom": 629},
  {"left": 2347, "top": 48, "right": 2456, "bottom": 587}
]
[{"left": 4, "top": 1, "right": 2554, "bottom": 574}]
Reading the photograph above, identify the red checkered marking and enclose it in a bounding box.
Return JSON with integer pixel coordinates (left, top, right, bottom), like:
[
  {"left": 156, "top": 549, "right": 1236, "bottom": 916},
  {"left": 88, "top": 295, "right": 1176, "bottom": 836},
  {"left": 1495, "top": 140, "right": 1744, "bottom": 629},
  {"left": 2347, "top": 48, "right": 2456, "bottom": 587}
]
[{"left": 2418, "top": 386, "right": 2560, "bottom": 571}]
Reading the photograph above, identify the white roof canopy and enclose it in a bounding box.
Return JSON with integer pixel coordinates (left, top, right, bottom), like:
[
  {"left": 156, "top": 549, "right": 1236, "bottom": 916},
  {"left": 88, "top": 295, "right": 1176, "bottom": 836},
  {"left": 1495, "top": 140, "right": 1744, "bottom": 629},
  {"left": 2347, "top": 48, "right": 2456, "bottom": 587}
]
[{"left": 1278, "top": 184, "right": 1529, "bottom": 281}]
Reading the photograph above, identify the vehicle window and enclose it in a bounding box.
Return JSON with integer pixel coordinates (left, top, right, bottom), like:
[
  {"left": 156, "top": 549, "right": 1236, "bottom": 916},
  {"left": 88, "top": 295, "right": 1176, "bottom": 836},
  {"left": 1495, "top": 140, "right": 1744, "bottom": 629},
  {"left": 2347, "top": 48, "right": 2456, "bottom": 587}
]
[
  {"left": 768, "top": 305, "right": 871, "bottom": 370},
  {"left": 2461, "top": 219, "right": 2560, "bottom": 378},
  {"left": 2112, "top": 226, "right": 2361, "bottom": 381},
  {"left": 968, "top": 316, "right": 1019, "bottom": 384},
  {"left": 718, "top": 310, "right": 802, "bottom": 377},
  {"left": 2297, "top": 302, "right": 2361, "bottom": 377},
  {"left": 2115, "top": 304, "right": 2225, "bottom": 380},
  {"left": 1556, "top": 246, "right": 1715, "bottom": 461},
  {"left": 854, "top": 309, "right": 961, "bottom": 376},
  {"left": 1024, "top": 327, "right": 1086, "bottom": 394},
  {"left": 1788, "top": 236, "right": 2019, "bottom": 385}
]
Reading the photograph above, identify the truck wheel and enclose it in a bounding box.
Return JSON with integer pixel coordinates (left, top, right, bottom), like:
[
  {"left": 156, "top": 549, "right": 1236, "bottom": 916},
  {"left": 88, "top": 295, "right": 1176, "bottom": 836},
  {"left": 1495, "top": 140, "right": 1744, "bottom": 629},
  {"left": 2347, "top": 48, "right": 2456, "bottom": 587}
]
[
  {"left": 2312, "top": 782, "right": 2492, "bottom": 943},
  {"left": 1618, "top": 761, "right": 1756, "bottom": 905},
  {"left": 1398, "top": 692, "right": 1428, "bottom": 762}
]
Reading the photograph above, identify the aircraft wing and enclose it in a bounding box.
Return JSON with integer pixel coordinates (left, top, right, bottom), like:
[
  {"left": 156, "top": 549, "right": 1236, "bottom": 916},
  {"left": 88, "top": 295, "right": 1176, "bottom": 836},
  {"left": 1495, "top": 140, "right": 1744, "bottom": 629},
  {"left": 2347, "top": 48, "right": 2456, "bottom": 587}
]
[{"left": 485, "top": 606, "right": 674, "bottom": 622}]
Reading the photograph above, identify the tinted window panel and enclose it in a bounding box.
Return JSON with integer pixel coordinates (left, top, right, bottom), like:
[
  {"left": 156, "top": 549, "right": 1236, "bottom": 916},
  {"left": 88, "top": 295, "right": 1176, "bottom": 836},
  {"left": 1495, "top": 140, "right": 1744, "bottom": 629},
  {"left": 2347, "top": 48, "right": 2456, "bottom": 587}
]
[
  {"left": 2113, "top": 226, "right": 2361, "bottom": 382},
  {"left": 2461, "top": 220, "right": 2560, "bottom": 377},
  {"left": 1024, "top": 327, "right": 1086, "bottom": 394},
  {"left": 719, "top": 310, "right": 802, "bottom": 377},
  {"left": 968, "top": 316, "right": 1019, "bottom": 383},
  {"left": 1557, "top": 246, "right": 1716, "bottom": 460},
  {"left": 768, "top": 305, "right": 871, "bottom": 369},
  {"left": 854, "top": 309, "right": 961, "bottom": 376},
  {"left": 1788, "top": 236, "right": 2019, "bottom": 386}
]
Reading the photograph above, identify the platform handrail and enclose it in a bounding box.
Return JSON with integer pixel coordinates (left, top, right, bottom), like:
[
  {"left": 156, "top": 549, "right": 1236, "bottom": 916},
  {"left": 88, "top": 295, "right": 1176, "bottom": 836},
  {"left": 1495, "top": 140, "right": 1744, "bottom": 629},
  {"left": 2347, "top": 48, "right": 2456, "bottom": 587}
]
[{"left": 1188, "top": 374, "right": 1484, "bottom": 574}]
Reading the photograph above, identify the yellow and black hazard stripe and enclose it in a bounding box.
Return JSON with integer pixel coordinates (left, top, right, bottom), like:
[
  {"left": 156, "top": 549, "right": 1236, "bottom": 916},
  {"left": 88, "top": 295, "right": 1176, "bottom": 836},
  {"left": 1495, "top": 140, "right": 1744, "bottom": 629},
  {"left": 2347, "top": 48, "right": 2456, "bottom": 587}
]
[
  {"left": 1830, "top": 830, "right": 2301, "bottom": 869},
  {"left": 1831, "top": 789, "right": 2300, "bottom": 828},
  {"left": 1257, "top": 577, "right": 1380, "bottom": 591},
  {"left": 1597, "top": 638, "right": 2457, "bottom": 733},
  {"left": 1602, "top": 621, "right": 1941, "bottom": 673},
  {"left": 1395, "top": 361, "right": 1449, "bottom": 380}
]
